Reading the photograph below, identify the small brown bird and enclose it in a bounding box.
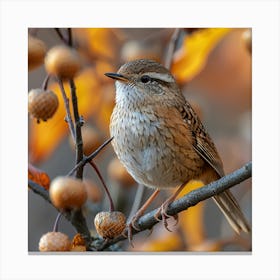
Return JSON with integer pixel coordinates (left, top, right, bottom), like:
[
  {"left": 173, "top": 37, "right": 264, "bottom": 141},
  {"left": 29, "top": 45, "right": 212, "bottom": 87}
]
[{"left": 105, "top": 59, "right": 250, "bottom": 240}]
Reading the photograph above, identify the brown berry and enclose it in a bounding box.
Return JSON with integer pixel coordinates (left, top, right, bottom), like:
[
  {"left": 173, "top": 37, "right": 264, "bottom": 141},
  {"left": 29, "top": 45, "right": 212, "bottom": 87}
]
[
  {"left": 84, "top": 179, "right": 103, "bottom": 203},
  {"left": 69, "top": 125, "right": 102, "bottom": 156},
  {"left": 28, "top": 89, "right": 59, "bottom": 122},
  {"left": 28, "top": 35, "right": 47, "bottom": 70},
  {"left": 45, "top": 45, "right": 81, "bottom": 79},
  {"left": 49, "top": 176, "right": 87, "bottom": 210},
  {"left": 94, "top": 211, "right": 126, "bottom": 239},
  {"left": 108, "top": 157, "right": 135, "bottom": 187},
  {"left": 39, "top": 231, "right": 71, "bottom": 252}
]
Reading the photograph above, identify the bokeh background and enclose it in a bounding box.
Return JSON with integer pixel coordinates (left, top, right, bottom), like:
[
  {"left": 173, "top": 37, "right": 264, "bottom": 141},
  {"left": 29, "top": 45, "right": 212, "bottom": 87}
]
[{"left": 28, "top": 28, "right": 252, "bottom": 252}]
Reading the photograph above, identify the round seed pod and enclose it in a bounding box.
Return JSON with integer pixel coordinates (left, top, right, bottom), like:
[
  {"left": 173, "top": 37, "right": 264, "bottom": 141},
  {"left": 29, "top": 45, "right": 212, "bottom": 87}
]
[
  {"left": 94, "top": 211, "right": 126, "bottom": 239},
  {"left": 28, "top": 35, "right": 47, "bottom": 70},
  {"left": 45, "top": 45, "right": 81, "bottom": 79},
  {"left": 108, "top": 157, "right": 135, "bottom": 188},
  {"left": 49, "top": 176, "right": 87, "bottom": 210},
  {"left": 39, "top": 231, "right": 71, "bottom": 252},
  {"left": 28, "top": 88, "right": 59, "bottom": 122}
]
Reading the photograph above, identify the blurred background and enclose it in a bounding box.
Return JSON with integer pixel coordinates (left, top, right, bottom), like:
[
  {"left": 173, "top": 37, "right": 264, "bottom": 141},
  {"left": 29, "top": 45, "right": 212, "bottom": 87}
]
[{"left": 28, "top": 28, "right": 252, "bottom": 252}]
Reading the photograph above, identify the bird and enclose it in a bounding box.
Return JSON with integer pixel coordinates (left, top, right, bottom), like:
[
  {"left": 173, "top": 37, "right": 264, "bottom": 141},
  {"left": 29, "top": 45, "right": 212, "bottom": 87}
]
[{"left": 105, "top": 59, "right": 250, "bottom": 241}]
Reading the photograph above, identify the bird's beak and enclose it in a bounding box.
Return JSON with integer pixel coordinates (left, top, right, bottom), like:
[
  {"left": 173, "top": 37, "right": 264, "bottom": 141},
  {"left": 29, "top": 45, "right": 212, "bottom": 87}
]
[{"left": 104, "top": 72, "right": 129, "bottom": 83}]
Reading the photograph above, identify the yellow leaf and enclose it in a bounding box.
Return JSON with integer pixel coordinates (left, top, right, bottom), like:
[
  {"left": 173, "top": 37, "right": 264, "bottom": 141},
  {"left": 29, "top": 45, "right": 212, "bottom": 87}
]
[
  {"left": 172, "top": 28, "right": 231, "bottom": 83},
  {"left": 177, "top": 180, "right": 206, "bottom": 246}
]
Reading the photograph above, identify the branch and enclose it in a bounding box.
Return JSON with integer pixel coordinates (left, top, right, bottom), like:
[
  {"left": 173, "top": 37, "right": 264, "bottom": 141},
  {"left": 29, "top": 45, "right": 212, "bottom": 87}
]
[
  {"left": 164, "top": 28, "right": 181, "bottom": 69},
  {"left": 57, "top": 78, "right": 75, "bottom": 140},
  {"left": 95, "top": 161, "right": 252, "bottom": 250},
  {"left": 68, "top": 137, "right": 114, "bottom": 176},
  {"left": 69, "top": 78, "right": 84, "bottom": 179},
  {"left": 28, "top": 179, "right": 92, "bottom": 247}
]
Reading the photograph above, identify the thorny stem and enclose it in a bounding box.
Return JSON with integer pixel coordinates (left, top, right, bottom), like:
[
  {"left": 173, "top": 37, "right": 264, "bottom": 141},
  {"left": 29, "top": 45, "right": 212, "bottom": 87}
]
[
  {"left": 57, "top": 78, "right": 75, "bottom": 140},
  {"left": 89, "top": 160, "right": 115, "bottom": 212},
  {"left": 69, "top": 79, "right": 84, "bottom": 179}
]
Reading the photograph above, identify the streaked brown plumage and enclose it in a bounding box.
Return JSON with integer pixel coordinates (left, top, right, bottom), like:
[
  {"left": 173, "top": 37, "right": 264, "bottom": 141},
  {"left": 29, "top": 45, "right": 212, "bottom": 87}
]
[{"left": 106, "top": 59, "right": 250, "bottom": 237}]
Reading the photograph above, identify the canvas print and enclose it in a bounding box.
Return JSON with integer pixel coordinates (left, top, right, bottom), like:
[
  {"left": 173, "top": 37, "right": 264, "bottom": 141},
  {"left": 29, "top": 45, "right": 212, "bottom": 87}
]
[{"left": 28, "top": 28, "right": 252, "bottom": 252}]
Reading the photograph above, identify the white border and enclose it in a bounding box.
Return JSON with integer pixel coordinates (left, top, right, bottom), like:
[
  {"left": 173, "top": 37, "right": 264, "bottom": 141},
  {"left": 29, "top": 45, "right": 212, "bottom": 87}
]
[{"left": 1, "top": 0, "right": 279, "bottom": 279}]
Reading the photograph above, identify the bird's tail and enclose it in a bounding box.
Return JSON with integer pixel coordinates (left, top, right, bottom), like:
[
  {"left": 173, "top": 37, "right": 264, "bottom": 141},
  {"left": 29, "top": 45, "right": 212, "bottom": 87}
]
[{"left": 213, "top": 190, "right": 251, "bottom": 233}]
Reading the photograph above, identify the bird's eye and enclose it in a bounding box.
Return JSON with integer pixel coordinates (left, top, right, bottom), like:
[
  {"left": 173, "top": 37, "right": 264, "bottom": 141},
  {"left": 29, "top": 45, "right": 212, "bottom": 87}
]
[{"left": 140, "top": 75, "right": 151, "bottom": 83}]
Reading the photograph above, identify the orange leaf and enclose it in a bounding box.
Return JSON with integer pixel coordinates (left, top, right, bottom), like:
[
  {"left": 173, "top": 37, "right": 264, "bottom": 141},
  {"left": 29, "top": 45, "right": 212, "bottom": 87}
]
[
  {"left": 29, "top": 68, "right": 102, "bottom": 162},
  {"left": 75, "top": 28, "right": 119, "bottom": 60},
  {"left": 172, "top": 28, "right": 231, "bottom": 83},
  {"left": 28, "top": 163, "right": 50, "bottom": 190}
]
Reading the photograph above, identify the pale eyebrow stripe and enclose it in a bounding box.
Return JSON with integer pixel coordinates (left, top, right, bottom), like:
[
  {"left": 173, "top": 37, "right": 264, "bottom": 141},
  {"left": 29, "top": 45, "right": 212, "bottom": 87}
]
[{"left": 144, "top": 72, "right": 174, "bottom": 83}]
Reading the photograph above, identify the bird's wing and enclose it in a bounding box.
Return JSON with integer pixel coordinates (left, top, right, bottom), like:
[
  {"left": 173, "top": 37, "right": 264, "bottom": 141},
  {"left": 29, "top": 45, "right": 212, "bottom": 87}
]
[{"left": 179, "top": 102, "right": 224, "bottom": 178}]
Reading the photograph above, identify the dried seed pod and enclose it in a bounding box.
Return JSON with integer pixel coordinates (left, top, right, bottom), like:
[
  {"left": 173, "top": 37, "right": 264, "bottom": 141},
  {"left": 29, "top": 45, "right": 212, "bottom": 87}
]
[
  {"left": 45, "top": 45, "right": 81, "bottom": 79},
  {"left": 28, "top": 89, "right": 59, "bottom": 122},
  {"left": 28, "top": 35, "right": 47, "bottom": 70},
  {"left": 94, "top": 211, "right": 126, "bottom": 239},
  {"left": 49, "top": 176, "right": 87, "bottom": 210},
  {"left": 39, "top": 231, "right": 71, "bottom": 252}
]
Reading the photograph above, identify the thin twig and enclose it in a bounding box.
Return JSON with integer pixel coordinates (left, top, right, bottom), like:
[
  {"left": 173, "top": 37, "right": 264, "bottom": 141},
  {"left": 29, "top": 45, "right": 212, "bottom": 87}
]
[
  {"left": 53, "top": 212, "right": 63, "bottom": 232},
  {"left": 68, "top": 28, "right": 73, "bottom": 47},
  {"left": 165, "top": 28, "right": 181, "bottom": 69},
  {"left": 68, "top": 137, "right": 114, "bottom": 176},
  {"left": 54, "top": 28, "right": 68, "bottom": 45},
  {"left": 96, "top": 161, "right": 252, "bottom": 250},
  {"left": 69, "top": 79, "right": 84, "bottom": 179},
  {"left": 89, "top": 160, "right": 115, "bottom": 212},
  {"left": 42, "top": 74, "right": 51, "bottom": 91},
  {"left": 57, "top": 78, "right": 75, "bottom": 140}
]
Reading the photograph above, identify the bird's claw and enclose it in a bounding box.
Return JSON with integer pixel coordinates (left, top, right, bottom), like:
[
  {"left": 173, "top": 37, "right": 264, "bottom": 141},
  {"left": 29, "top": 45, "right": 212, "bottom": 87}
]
[{"left": 154, "top": 203, "right": 179, "bottom": 232}]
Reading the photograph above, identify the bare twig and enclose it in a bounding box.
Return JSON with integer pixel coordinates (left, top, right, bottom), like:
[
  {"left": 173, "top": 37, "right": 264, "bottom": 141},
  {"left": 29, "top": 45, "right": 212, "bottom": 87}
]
[
  {"left": 96, "top": 161, "right": 252, "bottom": 250},
  {"left": 165, "top": 28, "right": 181, "bottom": 69},
  {"left": 57, "top": 78, "right": 75, "bottom": 140},
  {"left": 42, "top": 74, "right": 51, "bottom": 91},
  {"left": 89, "top": 160, "right": 115, "bottom": 212},
  {"left": 54, "top": 28, "right": 68, "bottom": 45},
  {"left": 69, "top": 79, "right": 84, "bottom": 179},
  {"left": 68, "top": 137, "right": 114, "bottom": 176}
]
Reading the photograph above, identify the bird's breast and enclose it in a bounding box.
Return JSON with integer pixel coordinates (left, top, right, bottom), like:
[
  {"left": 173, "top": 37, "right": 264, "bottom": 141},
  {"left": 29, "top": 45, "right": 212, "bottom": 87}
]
[{"left": 109, "top": 106, "right": 204, "bottom": 188}]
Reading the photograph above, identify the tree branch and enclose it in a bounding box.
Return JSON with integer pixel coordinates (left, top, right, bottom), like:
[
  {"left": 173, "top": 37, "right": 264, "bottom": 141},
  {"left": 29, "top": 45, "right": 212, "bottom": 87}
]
[{"left": 95, "top": 161, "right": 252, "bottom": 250}]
